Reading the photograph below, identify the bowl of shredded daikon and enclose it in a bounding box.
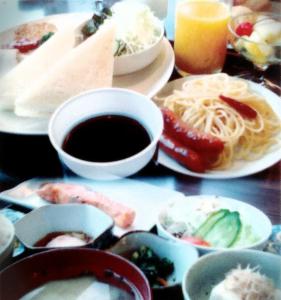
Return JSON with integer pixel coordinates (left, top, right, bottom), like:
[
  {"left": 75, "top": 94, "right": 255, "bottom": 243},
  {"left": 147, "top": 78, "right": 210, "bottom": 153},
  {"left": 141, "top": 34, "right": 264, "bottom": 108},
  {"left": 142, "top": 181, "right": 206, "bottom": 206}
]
[
  {"left": 111, "top": 1, "right": 164, "bottom": 75},
  {"left": 182, "top": 249, "right": 281, "bottom": 300}
]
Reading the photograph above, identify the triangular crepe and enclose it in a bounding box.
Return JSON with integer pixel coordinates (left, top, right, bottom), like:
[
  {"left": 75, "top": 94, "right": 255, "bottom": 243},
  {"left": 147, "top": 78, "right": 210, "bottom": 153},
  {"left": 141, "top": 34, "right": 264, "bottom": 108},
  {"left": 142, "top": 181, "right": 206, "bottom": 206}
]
[
  {"left": 0, "top": 24, "right": 79, "bottom": 110},
  {"left": 0, "top": 49, "right": 18, "bottom": 78},
  {"left": 15, "top": 21, "right": 115, "bottom": 118}
]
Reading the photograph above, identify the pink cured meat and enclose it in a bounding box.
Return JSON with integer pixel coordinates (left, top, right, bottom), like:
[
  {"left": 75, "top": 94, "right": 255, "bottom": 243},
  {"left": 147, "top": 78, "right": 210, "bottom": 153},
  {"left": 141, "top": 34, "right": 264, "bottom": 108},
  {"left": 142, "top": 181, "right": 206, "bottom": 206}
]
[{"left": 37, "top": 183, "right": 135, "bottom": 228}]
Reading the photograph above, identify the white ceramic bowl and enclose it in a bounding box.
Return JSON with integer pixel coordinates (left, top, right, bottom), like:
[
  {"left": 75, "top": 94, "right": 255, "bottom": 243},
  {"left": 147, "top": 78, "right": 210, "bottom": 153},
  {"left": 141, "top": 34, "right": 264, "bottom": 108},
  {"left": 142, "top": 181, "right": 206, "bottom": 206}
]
[
  {"left": 15, "top": 204, "right": 114, "bottom": 250},
  {"left": 157, "top": 195, "right": 272, "bottom": 254},
  {"left": 109, "top": 231, "right": 198, "bottom": 297},
  {"left": 113, "top": 26, "right": 164, "bottom": 76},
  {"left": 182, "top": 249, "right": 281, "bottom": 300},
  {"left": 49, "top": 88, "right": 163, "bottom": 180},
  {"left": 0, "top": 214, "right": 15, "bottom": 269}
]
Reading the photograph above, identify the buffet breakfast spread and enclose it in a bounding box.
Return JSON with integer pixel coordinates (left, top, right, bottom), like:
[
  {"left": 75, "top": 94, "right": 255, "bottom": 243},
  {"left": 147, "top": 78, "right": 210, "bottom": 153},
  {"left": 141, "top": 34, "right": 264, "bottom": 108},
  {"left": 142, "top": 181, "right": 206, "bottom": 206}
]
[{"left": 0, "top": 1, "right": 280, "bottom": 300}]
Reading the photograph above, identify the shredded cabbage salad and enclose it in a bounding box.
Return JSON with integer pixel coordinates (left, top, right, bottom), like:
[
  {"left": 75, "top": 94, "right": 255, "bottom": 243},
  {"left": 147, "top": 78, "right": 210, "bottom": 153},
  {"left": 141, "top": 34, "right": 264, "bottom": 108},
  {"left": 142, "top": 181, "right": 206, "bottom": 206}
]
[{"left": 111, "top": 1, "right": 163, "bottom": 56}]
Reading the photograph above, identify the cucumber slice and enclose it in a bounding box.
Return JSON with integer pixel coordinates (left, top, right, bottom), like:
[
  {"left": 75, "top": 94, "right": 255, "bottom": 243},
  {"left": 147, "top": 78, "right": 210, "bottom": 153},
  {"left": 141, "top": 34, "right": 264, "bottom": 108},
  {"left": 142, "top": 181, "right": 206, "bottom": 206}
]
[
  {"left": 203, "top": 211, "right": 242, "bottom": 248},
  {"left": 194, "top": 209, "right": 230, "bottom": 238}
]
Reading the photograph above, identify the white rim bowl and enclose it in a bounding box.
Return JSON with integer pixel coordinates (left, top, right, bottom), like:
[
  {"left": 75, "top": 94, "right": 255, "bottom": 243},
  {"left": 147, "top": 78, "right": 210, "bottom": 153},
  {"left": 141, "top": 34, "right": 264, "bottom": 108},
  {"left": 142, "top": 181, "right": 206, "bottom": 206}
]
[
  {"left": 156, "top": 195, "right": 272, "bottom": 253},
  {"left": 113, "top": 24, "right": 164, "bottom": 76},
  {"left": 48, "top": 88, "right": 163, "bottom": 180},
  {"left": 15, "top": 204, "right": 114, "bottom": 250},
  {"left": 182, "top": 249, "right": 281, "bottom": 300}
]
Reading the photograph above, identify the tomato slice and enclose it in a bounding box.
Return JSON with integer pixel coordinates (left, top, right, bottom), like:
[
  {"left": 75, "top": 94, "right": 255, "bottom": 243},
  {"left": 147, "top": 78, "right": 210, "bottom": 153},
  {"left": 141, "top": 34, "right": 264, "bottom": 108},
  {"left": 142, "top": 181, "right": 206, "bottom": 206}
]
[
  {"left": 12, "top": 39, "right": 39, "bottom": 53},
  {"left": 181, "top": 236, "right": 211, "bottom": 247}
]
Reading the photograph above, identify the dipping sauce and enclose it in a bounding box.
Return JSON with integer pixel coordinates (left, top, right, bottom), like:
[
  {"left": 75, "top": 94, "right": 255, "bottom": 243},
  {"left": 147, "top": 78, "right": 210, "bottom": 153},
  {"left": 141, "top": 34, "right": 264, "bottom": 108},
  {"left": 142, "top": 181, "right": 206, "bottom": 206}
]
[
  {"left": 62, "top": 115, "right": 151, "bottom": 162},
  {"left": 34, "top": 231, "right": 92, "bottom": 248}
]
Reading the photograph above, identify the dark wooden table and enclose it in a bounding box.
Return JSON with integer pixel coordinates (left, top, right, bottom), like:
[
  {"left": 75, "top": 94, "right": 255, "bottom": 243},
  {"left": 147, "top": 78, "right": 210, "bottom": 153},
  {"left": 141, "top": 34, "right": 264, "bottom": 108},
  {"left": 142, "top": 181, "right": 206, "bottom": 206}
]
[{"left": 0, "top": 0, "right": 280, "bottom": 224}]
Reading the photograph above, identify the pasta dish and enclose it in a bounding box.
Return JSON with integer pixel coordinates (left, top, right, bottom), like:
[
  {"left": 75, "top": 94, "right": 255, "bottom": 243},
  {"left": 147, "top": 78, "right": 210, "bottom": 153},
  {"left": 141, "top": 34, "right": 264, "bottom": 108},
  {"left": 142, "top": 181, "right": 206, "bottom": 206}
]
[{"left": 155, "top": 73, "right": 281, "bottom": 170}]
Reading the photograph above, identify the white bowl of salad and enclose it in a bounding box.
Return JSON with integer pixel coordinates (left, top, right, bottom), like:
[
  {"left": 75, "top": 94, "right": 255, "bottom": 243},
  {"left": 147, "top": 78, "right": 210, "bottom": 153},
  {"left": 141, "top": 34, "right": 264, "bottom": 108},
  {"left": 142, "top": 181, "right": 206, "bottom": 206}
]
[
  {"left": 157, "top": 195, "right": 272, "bottom": 253},
  {"left": 111, "top": 1, "right": 164, "bottom": 76},
  {"left": 81, "top": 1, "right": 164, "bottom": 76}
]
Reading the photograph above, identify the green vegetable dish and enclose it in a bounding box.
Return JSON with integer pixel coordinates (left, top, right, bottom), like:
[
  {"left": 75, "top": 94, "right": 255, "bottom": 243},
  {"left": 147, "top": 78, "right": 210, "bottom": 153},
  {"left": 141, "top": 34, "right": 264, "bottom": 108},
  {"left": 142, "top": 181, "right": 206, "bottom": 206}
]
[
  {"left": 161, "top": 207, "right": 260, "bottom": 248},
  {"left": 130, "top": 246, "right": 174, "bottom": 287}
]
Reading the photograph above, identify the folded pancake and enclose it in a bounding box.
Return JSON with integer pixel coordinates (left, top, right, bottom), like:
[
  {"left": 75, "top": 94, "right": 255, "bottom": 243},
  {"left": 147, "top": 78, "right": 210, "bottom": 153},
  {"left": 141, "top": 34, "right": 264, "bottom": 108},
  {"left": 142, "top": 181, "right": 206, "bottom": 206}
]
[
  {"left": 15, "top": 21, "right": 115, "bottom": 117},
  {"left": 0, "top": 49, "right": 18, "bottom": 78},
  {"left": 0, "top": 24, "right": 78, "bottom": 110}
]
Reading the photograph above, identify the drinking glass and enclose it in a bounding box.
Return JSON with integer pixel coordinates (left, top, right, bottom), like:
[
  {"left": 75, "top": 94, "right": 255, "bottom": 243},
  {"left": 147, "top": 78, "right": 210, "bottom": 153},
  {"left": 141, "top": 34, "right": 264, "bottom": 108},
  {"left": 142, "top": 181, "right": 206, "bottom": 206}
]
[{"left": 174, "top": 0, "right": 232, "bottom": 75}]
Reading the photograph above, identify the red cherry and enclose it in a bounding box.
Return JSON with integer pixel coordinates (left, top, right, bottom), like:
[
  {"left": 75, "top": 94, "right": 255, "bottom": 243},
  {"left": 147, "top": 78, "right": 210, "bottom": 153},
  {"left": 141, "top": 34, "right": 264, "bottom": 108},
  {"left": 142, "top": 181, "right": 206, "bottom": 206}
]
[{"left": 235, "top": 22, "right": 254, "bottom": 36}]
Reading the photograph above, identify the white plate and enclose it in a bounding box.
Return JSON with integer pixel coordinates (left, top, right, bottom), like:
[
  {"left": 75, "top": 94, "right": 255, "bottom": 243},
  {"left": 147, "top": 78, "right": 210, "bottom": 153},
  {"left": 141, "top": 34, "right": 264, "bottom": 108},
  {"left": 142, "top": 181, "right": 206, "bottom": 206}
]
[
  {"left": 155, "top": 77, "right": 281, "bottom": 179},
  {"left": 0, "top": 177, "right": 184, "bottom": 237},
  {"left": 0, "top": 13, "right": 174, "bottom": 135}
]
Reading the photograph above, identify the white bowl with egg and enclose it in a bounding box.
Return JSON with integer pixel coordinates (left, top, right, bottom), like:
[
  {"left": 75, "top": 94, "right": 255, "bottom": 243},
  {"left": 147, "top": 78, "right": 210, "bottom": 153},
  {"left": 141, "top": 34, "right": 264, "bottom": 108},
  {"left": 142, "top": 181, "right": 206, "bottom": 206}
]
[
  {"left": 48, "top": 88, "right": 163, "bottom": 180},
  {"left": 15, "top": 204, "right": 114, "bottom": 250},
  {"left": 156, "top": 195, "right": 272, "bottom": 254},
  {"left": 182, "top": 249, "right": 281, "bottom": 300},
  {"left": 0, "top": 214, "right": 15, "bottom": 268}
]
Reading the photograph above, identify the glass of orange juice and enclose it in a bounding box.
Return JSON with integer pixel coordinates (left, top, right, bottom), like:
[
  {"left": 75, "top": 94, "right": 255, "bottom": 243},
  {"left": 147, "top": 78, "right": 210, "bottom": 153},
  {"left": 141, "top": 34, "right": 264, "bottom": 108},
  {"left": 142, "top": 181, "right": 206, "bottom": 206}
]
[{"left": 174, "top": 0, "right": 231, "bottom": 75}]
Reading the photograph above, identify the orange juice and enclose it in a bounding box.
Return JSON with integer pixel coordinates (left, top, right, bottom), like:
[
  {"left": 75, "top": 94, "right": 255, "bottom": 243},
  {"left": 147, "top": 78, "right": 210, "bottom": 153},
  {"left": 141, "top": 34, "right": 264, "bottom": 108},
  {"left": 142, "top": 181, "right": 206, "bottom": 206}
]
[{"left": 175, "top": 1, "right": 230, "bottom": 74}]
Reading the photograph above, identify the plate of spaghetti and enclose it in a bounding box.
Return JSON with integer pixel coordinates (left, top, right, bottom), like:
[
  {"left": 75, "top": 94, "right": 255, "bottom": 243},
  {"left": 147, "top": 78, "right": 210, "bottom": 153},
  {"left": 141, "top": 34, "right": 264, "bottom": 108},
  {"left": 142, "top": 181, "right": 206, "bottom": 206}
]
[{"left": 154, "top": 73, "right": 281, "bottom": 179}]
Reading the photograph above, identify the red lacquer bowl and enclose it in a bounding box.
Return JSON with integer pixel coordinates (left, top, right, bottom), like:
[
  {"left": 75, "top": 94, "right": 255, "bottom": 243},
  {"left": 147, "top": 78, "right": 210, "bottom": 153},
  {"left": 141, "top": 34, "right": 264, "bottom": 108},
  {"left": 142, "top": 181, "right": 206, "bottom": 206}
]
[{"left": 0, "top": 248, "right": 152, "bottom": 300}]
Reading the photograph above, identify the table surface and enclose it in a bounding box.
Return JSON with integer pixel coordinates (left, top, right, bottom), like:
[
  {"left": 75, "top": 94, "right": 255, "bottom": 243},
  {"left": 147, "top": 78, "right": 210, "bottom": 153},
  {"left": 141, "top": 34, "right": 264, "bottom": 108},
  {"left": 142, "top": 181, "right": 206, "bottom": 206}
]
[{"left": 0, "top": 0, "right": 280, "bottom": 223}]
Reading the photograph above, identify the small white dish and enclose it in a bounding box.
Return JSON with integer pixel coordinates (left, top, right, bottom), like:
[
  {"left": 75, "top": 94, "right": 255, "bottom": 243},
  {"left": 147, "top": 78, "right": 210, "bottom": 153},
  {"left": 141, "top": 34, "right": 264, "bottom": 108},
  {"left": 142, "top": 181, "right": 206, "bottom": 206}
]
[
  {"left": 48, "top": 88, "right": 163, "bottom": 180},
  {"left": 109, "top": 231, "right": 198, "bottom": 294},
  {"left": 157, "top": 195, "right": 272, "bottom": 254},
  {"left": 0, "top": 214, "right": 15, "bottom": 268},
  {"left": 15, "top": 204, "right": 114, "bottom": 250},
  {"left": 155, "top": 76, "right": 281, "bottom": 179},
  {"left": 182, "top": 249, "right": 281, "bottom": 300},
  {"left": 113, "top": 26, "right": 164, "bottom": 76}
]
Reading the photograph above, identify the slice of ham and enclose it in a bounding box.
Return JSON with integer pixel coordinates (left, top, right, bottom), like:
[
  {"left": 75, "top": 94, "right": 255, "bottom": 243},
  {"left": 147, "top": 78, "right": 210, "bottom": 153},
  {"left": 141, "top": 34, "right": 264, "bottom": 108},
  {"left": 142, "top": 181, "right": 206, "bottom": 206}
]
[{"left": 37, "top": 183, "right": 135, "bottom": 228}]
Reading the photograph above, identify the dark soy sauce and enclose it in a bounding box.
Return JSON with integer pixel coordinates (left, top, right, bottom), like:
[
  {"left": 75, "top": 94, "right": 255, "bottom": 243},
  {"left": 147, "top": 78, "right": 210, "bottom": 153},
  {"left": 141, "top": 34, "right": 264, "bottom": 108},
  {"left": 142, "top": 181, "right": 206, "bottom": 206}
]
[{"left": 62, "top": 115, "right": 151, "bottom": 162}]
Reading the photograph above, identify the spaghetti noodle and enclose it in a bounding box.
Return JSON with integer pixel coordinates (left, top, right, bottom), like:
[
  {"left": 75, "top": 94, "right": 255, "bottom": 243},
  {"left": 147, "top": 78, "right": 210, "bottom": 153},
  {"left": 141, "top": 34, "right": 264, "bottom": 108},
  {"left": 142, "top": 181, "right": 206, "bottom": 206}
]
[{"left": 155, "top": 73, "right": 281, "bottom": 169}]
